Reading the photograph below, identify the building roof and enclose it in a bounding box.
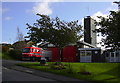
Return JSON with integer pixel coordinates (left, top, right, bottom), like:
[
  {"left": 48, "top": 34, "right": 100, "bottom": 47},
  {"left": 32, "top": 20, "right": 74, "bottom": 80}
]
[
  {"left": 39, "top": 41, "right": 97, "bottom": 48},
  {"left": 77, "top": 41, "right": 97, "bottom": 48}
]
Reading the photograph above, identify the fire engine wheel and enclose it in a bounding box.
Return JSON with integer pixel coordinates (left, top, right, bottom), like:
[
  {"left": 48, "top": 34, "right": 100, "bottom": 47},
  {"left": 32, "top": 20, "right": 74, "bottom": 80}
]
[
  {"left": 21, "top": 57, "right": 24, "bottom": 61},
  {"left": 30, "top": 57, "right": 36, "bottom": 61}
]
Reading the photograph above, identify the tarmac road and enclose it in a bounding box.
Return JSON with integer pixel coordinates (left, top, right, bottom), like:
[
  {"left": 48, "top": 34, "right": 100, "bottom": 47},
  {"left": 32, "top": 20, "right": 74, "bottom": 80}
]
[
  {"left": 2, "top": 66, "right": 56, "bottom": 81},
  {"left": 2, "top": 60, "right": 92, "bottom": 83},
  {"left": 2, "top": 60, "right": 58, "bottom": 82}
]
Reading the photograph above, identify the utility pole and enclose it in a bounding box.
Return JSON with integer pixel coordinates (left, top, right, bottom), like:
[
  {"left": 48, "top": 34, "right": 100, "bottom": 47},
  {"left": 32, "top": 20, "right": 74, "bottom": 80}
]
[{"left": 113, "top": 1, "right": 120, "bottom": 11}]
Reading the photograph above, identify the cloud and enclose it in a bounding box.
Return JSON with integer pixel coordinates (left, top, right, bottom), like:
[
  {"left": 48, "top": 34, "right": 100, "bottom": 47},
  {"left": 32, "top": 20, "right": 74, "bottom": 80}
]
[
  {"left": 78, "top": 11, "right": 108, "bottom": 28},
  {"left": 78, "top": 18, "right": 84, "bottom": 26},
  {"left": 77, "top": 11, "right": 108, "bottom": 48},
  {"left": 1, "top": 42, "right": 9, "bottom": 44},
  {"left": 32, "top": 0, "right": 62, "bottom": 15},
  {"left": 32, "top": 2, "right": 52, "bottom": 15},
  {"left": 91, "top": 11, "right": 108, "bottom": 48},
  {"left": 5, "top": 16, "right": 12, "bottom": 21},
  {"left": 91, "top": 11, "right": 108, "bottom": 22}
]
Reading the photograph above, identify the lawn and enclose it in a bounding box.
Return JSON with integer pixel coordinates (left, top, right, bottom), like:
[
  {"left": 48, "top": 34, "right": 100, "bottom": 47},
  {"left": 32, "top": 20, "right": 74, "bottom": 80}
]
[
  {"left": 16, "top": 62, "right": 120, "bottom": 83},
  {"left": 0, "top": 53, "right": 2, "bottom": 59},
  {"left": 1, "top": 52, "right": 13, "bottom": 60}
]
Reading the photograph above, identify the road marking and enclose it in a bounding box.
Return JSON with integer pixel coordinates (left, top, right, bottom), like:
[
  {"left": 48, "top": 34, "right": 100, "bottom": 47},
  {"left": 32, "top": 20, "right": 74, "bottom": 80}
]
[
  {"left": 2, "top": 67, "right": 9, "bottom": 70},
  {"left": 25, "top": 70, "right": 33, "bottom": 73}
]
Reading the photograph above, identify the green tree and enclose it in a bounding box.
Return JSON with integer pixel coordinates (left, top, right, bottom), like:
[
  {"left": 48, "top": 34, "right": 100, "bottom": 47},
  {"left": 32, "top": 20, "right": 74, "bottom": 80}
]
[
  {"left": 96, "top": 11, "right": 120, "bottom": 50},
  {"left": 2, "top": 44, "right": 12, "bottom": 53},
  {"left": 12, "top": 41, "right": 27, "bottom": 50},
  {"left": 10, "top": 41, "right": 27, "bottom": 60},
  {"left": 26, "top": 14, "right": 83, "bottom": 61}
]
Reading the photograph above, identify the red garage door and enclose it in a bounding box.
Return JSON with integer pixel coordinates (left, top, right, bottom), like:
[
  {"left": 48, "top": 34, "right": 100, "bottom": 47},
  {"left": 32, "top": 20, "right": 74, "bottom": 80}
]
[
  {"left": 62, "top": 46, "right": 76, "bottom": 62},
  {"left": 48, "top": 47, "right": 59, "bottom": 62}
]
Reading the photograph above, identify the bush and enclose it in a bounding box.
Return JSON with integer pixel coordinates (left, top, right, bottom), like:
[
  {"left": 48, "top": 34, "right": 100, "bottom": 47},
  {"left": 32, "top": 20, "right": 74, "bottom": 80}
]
[
  {"left": 2, "top": 46, "right": 9, "bottom": 53},
  {"left": 2, "top": 52, "right": 13, "bottom": 60},
  {"left": 8, "top": 50, "right": 22, "bottom": 60},
  {"left": 49, "top": 62, "right": 66, "bottom": 70}
]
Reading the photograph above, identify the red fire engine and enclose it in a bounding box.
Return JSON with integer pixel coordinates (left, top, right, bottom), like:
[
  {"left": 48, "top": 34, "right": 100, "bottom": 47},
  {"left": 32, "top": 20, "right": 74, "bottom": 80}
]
[{"left": 22, "top": 47, "right": 42, "bottom": 61}]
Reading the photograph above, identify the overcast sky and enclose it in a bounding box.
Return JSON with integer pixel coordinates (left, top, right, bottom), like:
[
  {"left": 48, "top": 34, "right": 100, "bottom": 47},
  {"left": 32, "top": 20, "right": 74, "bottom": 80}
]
[{"left": 1, "top": 0, "right": 119, "bottom": 49}]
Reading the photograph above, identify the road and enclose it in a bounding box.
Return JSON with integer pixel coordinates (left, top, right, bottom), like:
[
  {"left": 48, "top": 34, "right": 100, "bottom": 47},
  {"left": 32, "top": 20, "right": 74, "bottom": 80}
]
[
  {"left": 2, "top": 66, "right": 55, "bottom": 81},
  {"left": 2, "top": 60, "right": 92, "bottom": 83},
  {"left": 2, "top": 60, "right": 58, "bottom": 82}
]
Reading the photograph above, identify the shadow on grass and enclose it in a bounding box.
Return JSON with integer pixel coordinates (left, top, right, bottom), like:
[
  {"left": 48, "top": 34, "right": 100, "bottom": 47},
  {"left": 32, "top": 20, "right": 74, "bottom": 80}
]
[{"left": 92, "top": 65, "right": 119, "bottom": 82}]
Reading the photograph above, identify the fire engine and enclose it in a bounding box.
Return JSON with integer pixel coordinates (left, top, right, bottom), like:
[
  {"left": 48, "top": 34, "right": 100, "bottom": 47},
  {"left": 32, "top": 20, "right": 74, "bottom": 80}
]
[{"left": 22, "top": 47, "right": 52, "bottom": 61}]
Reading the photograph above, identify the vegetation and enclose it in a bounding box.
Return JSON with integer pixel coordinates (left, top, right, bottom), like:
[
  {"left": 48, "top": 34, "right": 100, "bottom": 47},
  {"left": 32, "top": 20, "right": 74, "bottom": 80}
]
[
  {"left": 1, "top": 41, "right": 25, "bottom": 60},
  {"left": 0, "top": 53, "right": 2, "bottom": 59},
  {"left": 17, "top": 62, "right": 119, "bottom": 83},
  {"left": 12, "top": 41, "right": 27, "bottom": 51},
  {"left": 26, "top": 14, "right": 83, "bottom": 61},
  {"left": 1, "top": 52, "right": 14, "bottom": 60},
  {"left": 8, "top": 50, "right": 22, "bottom": 60},
  {"left": 2, "top": 44, "right": 11, "bottom": 53},
  {"left": 1, "top": 43, "right": 14, "bottom": 60},
  {"left": 16, "top": 27, "right": 25, "bottom": 41},
  {"left": 96, "top": 11, "right": 120, "bottom": 50}
]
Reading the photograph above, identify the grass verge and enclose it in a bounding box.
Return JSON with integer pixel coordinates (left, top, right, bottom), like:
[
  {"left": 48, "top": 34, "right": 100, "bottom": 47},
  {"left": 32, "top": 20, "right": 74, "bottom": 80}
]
[
  {"left": 16, "top": 62, "right": 120, "bottom": 83},
  {"left": 0, "top": 52, "right": 14, "bottom": 60}
]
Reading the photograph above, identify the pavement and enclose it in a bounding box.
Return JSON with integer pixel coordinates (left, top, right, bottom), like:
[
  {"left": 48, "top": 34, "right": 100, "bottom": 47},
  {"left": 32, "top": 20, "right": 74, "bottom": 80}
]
[{"left": 2, "top": 60, "right": 93, "bottom": 83}]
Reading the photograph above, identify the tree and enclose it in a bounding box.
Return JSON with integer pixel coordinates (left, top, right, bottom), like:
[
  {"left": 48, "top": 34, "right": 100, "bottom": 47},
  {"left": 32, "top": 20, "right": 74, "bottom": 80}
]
[
  {"left": 12, "top": 41, "right": 27, "bottom": 50},
  {"left": 96, "top": 11, "right": 120, "bottom": 50},
  {"left": 2, "top": 43, "right": 12, "bottom": 53},
  {"left": 11, "top": 41, "right": 27, "bottom": 60},
  {"left": 26, "top": 14, "right": 83, "bottom": 61},
  {"left": 16, "top": 27, "right": 24, "bottom": 41}
]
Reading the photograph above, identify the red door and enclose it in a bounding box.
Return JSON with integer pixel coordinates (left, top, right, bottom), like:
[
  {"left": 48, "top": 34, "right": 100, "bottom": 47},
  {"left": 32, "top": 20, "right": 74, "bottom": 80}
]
[
  {"left": 48, "top": 47, "right": 59, "bottom": 62},
  {"left": 62, "top": 46, "right": 76, "bottom": 62}
]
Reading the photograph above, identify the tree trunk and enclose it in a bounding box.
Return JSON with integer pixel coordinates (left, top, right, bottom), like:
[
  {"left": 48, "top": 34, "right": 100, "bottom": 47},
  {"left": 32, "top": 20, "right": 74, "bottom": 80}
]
[{"left": 58, "top": 47, "right": 62, "bottom": 62}]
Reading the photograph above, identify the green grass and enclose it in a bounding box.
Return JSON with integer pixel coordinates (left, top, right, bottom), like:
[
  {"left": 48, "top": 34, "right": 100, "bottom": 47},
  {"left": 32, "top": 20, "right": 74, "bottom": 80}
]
[
  {"left": 1, "top": 52, "right": 14, "bottom": 60},
  {"left": 0, "top": 53, "right": 2, "bottom": 59},
  {"left": 16, "top": 62, "right": 120, "bottom": 83}
]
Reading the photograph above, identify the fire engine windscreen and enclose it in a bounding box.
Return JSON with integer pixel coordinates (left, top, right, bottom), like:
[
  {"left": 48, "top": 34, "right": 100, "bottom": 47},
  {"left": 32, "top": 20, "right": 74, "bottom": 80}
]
[{"left": 22, "top": 48, "right": 30, "bottom": 53}]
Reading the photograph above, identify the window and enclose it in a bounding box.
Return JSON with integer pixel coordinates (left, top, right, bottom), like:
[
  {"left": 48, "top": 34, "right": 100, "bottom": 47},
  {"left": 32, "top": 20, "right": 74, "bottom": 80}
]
[
  {"left": 86, "top": 51, "right": 92, "bottom": 56},
  {"left": 22, "top": 48, "right": 30, "bottom": 53},
  {"left": 80, "top": 51, "right": 85, "bottom": 56},
  {"left": 116, "top": 53, "right": 119, "bottom": 57},
  {"left": 31, "top": 48, "right": 34, "bottom": 52},
  {"left": 111, "top": 53, "right": 114, "bottom": 57},
  {"left": 106, "top": 53, "right": 109, "bottom": 57}
]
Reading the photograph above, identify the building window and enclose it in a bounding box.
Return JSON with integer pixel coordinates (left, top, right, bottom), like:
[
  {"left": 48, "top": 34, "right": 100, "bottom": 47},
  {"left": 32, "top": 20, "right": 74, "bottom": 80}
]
[
  {"left": 106, "top": 53, "right": 109, "bottom": 57},
  {"left": 116, "top": 53, "right": 119, "bottom": 57},
  {"left": 80, "top": 51, "right": 92, "bottom": 56},
  {"left": 111, "top": 53, "right": 114, "bottom": 57},
  {"left": 86, "top": 51, "right": 92, "bottom": 56},
  {"left": 80, "top": 51, "right": 85, "bottom": 56}
]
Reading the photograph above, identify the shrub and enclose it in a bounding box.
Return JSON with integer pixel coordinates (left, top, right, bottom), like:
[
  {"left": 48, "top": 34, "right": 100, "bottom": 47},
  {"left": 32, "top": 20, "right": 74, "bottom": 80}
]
[
  {"left": 8, "top": 50, "right": 22, "bottom": 60},
  {"left": 2, "top": 46, "right": 9, "bottom": 53},
  {"left": 49, "top": 62, "right": 66, "bottom": 70}
]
